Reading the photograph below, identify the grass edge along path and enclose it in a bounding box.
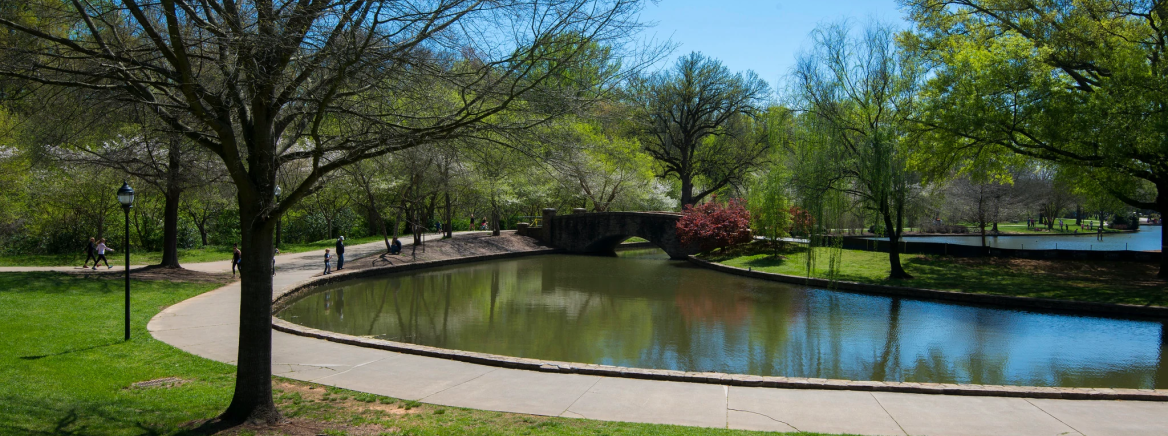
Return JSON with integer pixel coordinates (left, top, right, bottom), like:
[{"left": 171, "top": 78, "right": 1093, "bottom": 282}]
[
  {"left": 703, "top": 244, "right": 1167, "bottom": 308},
  {"left": 0, "top": 235, "right": 393, "bottom": 267},
  {"left": 0, "top": 271, "right": 843, "bottom": 436}
]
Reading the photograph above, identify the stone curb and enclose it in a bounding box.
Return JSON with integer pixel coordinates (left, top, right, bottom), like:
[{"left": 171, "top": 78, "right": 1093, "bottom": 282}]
[
  {"left": 686, "top": 256, "right": 1168, "bottom": 321},
  {"left": 270, "top": 250, "right": 1168, "bottom": 402}
]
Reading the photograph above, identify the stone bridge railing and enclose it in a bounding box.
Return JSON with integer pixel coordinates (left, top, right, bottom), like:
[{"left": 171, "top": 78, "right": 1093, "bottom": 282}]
[{"left": 518, "top": 208, "right": 698, "bottom": 259}]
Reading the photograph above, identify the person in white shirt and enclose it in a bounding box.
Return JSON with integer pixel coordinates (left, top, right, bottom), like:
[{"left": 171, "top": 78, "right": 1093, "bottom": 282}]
[{"left": 93, "top": 238, "right": 114, "bottom": 270}]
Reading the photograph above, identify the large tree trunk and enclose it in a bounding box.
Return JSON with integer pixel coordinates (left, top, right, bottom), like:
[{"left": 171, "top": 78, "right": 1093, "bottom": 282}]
[
  {"left": 222, "top": 195, "right": 281, "bottom": 424},
  {"left": 444, "top": 191, "right": 453, "bottom": 238},
  {"left": 159, "top": 185, "right": 182, "bottom": 268},
  {"left": 159, "top": 138, "right": 184, "bottom": 268},
  {"left": 196, "top": 217, "right": 209, "bottom": 247},
  {"left": 884, "top": 203, "right": 912, "bottom": 280},
  {"left": 680, "top": 176, "right": 695, "bottom": 209}
]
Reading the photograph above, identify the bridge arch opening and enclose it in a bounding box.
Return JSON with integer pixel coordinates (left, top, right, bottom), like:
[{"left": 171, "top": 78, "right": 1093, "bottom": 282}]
[{"left": 548, "top": 212, "right": 699, "bottom": 259}]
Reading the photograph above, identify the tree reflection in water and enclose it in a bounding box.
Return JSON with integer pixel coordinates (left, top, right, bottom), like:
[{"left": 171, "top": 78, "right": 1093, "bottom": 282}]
[{"left": 278, "top": 251, "right": 1168, "bottom": 389}]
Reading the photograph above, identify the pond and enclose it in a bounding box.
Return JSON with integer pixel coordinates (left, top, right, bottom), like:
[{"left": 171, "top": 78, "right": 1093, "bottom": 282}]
[
  {"left": 277, "top": 249, "right": 1168, "bottom": 389},
  {"left": 887, "top": 226, "right": 1162, "bottom": 251}
]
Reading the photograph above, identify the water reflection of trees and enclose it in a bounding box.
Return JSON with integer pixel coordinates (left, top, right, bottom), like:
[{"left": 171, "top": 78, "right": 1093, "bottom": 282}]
[{"left": 276, "top": 256, "right": 1168, "bottom": 389}]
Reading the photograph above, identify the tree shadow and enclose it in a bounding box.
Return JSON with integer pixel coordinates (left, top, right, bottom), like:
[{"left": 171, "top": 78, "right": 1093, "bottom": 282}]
[
  {"left": 0, "top": 397, "right": 182, "bottom": 436},
  {"left": 19, "top": 341, "right": 122, "bottom": 360}
]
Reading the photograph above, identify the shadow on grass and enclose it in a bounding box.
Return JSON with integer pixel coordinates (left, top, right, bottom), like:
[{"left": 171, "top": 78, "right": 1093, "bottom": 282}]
[
  {"left": 893, "top": 257, "right": 1168, "bottom": 307},
  {"left": 19, "top": 340, "right": 123, "bottom": 361},
  {"left": 0, "top": 396, "right": 192, "bottom": 436}
]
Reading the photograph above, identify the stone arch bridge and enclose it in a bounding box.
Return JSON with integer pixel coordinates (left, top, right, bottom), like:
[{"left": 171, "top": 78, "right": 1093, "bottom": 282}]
[{"left": 527, "top": 210, "right": 700, "bottom": 259}]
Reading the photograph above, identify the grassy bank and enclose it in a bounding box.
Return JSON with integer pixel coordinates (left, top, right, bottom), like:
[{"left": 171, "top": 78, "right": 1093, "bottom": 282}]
[
  {"left": 704, "top": 243, "right": 1166, "bottom": 307},
  {"left": 0, "top": 235, "right": 392, "bottom": 267},
  {"left": 957, "top": 220, "right": 1125, "bottom": 235},
  {"left": 0, "top": 271, "right": 836, "bottom": 436}
]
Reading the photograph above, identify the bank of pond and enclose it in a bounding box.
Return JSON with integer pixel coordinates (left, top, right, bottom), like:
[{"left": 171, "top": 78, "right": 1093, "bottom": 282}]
[
  {"left": 875, "top": 225, "right": 1162, "bottom": 252},
  {"left": 278, "top": 249, "right": 1168, "bottom": 390}
]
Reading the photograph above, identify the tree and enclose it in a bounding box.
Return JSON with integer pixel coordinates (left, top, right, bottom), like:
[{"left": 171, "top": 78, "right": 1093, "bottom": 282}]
[
  {"left": 676, "top": 198, "right": 753, "bottom": 251},
  {"left": 792, "top": 21, "right": 924, "bottom": 279},
  {"left": 550, "top": 119, "right": 655, "bottom": 211},
  {"left": 944, "top": 175, "right": 1021, "bottom": 246},
  {"left": 183, "top": 181, "right": 233, "bottom": 247},
  {"left": 0, "top": 0, "right": 650, "bottom": 423},
  {"left": 53, "top": 127, "right": 223, "bottom": 266},
  {"left": 905, "top": 0, "right": 1168, "bottom": 277},
  {"left": 747, "top": 169, "right": 792, "bottom": 257},
  {"left": 633, "top": 52, "right": 772, "bottom": 208}
]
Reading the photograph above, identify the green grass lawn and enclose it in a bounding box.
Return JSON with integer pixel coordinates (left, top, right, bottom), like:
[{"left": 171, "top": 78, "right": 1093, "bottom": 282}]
[
  {"left": 705, "top": 243, "right": 1167, "bottom": 307},
  {"left": 0, "top": 271, "right": 840, "bottom": 436},
  {"left": 0, "top": 235, "right": 391, "bottom": 267},
  {"left": 961, "top": 220, "right": 1125, "bottom": 235}
]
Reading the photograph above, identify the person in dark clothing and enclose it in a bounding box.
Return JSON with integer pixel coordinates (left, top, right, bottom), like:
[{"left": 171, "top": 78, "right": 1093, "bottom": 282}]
[
  {"left": 335, "top": 236, "right": 345, "bottom": 270},
  {"left": 232, "top": 243, "right": 241, "bottom": 277},
  {"left": 389, "top": 237, "right": 402, "bottom": 255},
  {"left": 82, "top": 237, "right": 97, "bottom": 268}
]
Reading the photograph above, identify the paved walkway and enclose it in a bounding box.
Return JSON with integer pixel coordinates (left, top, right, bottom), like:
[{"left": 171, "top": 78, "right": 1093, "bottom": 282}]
[{"left": 70, "top": 234, "right": 1165, "bottom": 435}]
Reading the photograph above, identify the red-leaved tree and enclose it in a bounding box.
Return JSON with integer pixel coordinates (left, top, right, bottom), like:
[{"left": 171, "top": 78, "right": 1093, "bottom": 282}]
[
  {"left": 788, "top": 206, "right": 816, "bottom": 237},
  {"left": 676, "top": 198, "right": 753, "bottom": 251}
]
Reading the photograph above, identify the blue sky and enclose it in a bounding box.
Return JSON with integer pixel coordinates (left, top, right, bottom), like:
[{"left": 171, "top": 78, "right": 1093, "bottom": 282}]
[{"left": 637, "top": 0, "right": 909, "bottom": 87}]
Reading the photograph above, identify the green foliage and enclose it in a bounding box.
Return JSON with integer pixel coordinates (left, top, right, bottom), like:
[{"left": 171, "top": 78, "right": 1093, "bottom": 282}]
[
  {"left": 633, "top": 52, "right": 773, "bottom": 207},
  {"left": 747, "top": 170, "right": 792, "bottom": 257},
  {"left": 906, "top": 0, "right": 1166, "bottom": 213}
]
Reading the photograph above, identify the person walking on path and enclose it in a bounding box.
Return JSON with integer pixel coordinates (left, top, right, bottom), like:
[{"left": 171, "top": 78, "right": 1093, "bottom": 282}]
[
  {"left": 93, "top": 238, "right": 113, "bottom": 270},
  {"left": 335, "top": 236, "right": 345, "bottom": 270},
  {"left": 82, "top": 237, "right": 97, "bottom": 268},
  {"left": 272, "top": 248, "right": 280, "bottom": 276},
  {"left": 323, "top": 249, "right": 332, "bottom": 275},
  {"left": 231, "top": 243, "right": 241, "bottom": 277}
]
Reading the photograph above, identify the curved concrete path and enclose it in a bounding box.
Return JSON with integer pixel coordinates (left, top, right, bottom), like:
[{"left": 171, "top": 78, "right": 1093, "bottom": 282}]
[{"left": 130, "top": 235, "right": 1168, "bottom": 435}]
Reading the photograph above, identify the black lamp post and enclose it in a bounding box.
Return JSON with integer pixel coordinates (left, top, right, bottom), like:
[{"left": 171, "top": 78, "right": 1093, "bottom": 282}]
[
  {"left": 116, "top": 182, "right": 135, "bottom": 341},
  {"left": 274, "top": 185, "right": 282, "bottom": 247}
]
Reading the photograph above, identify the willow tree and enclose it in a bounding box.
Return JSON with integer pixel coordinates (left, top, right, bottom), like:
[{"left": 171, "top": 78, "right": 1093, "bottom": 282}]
[
  {"left": 904, "top": 0, "right": 1168, "bottom": 278},
  {"left": 792, "top": 21, "right": 924, "bottom": 279},
  {"left": 0, "top": 0, "right": 651, "bottom": 424}
]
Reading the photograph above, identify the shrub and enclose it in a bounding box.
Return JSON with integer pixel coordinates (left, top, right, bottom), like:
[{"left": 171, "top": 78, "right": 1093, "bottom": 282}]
[
  {"left": 676, "top": 198, "right": 753, "bottom": 251},
  {"left": 788, "top": 206, "right": 815, "bottom": 237}
]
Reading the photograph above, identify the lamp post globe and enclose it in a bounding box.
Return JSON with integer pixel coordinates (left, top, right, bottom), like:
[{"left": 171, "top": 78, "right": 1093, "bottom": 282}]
[
  {"left": 117, "top": 181, "right": 134, "bottom": 341},
  {"left": 117, "top": 182, "right": 136, "bottom": 208}
]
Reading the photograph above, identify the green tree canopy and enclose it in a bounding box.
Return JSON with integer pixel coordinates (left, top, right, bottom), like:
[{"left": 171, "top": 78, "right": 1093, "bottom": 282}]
[{"left": 904, "top": 0, "right": 1168, "bottom": 277}]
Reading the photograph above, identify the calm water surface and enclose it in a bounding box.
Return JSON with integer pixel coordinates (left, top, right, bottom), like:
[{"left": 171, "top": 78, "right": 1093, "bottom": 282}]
[
  {"left": 278, "top": 249, "right": 1168, "bottom": 388},
  {"left": 886, "top": 226, "right": 1162, "bottom": 251}
]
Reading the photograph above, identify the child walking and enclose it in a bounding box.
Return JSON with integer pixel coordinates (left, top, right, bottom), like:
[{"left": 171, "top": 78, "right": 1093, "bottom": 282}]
[
  {"left": 323, "top": 248, "right": 332, "bottom": 275},
  {"left": 93, "top": 238, "right": 113, "bottom": 270}
]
